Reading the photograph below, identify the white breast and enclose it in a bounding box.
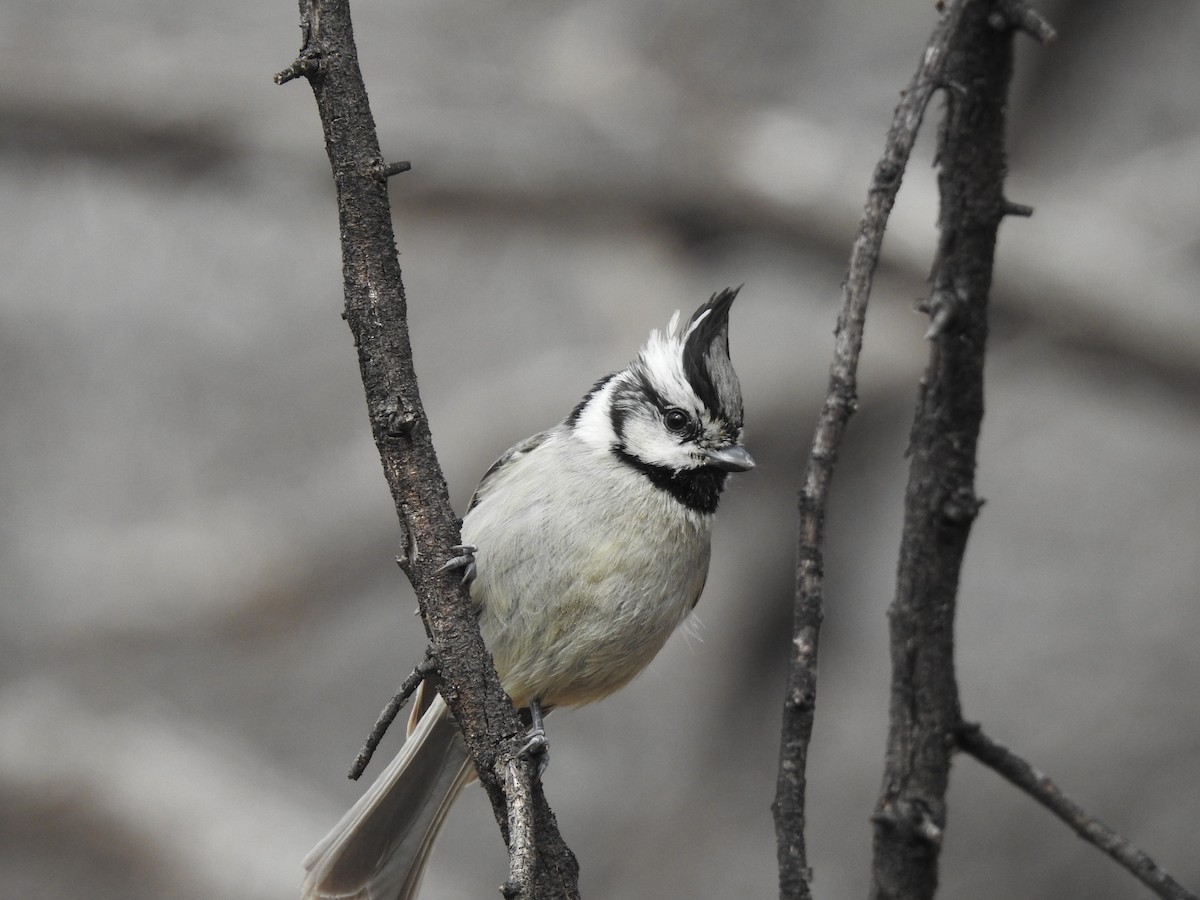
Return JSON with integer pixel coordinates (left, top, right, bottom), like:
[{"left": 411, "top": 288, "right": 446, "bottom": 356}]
[{"left": 462, "top": 430, "right": 713, "bottom": 709}]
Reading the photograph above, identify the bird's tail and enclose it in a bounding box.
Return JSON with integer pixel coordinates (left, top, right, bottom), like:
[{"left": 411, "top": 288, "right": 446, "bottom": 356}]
[{"left": 301, "top": 683, "right": 472, "bottom": 900}]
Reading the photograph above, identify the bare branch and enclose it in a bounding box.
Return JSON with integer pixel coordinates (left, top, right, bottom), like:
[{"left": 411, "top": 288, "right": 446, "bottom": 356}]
[
  {"left": 773, "top": 5, "right": 958, "bottom": 897},
  {"left": 956, "top": 724, "right": 1198, "bottom": 900},
  {"left": 348, "top": 647, "right": 438, "bottom": 780},
  {"left": 776, "top": 5, "right": 1190, "bottom": 900},
  {"left": 277, "top": 0, "right": 578, "bottom": 895},
  {"left": 869, "top": 1, "right": 1037, "bottom": 897}
]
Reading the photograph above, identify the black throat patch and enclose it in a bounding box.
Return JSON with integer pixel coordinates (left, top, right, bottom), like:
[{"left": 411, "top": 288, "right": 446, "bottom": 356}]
[{"left": 613, "top": 448, "right": 727, "bottom": 515}]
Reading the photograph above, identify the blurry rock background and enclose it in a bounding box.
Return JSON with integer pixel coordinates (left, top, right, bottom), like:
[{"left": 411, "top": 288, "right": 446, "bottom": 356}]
[{"left": 2, "top": 0, "right": 1198, "bottom": 898}]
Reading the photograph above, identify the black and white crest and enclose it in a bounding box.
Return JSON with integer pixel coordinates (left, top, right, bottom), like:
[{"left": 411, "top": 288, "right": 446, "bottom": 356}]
[
  {"left": 567, "top": 287, "right": 749, "bottom": 514},
  {"left": 682, "top": 287, "right": 743, "bottom": 432}
]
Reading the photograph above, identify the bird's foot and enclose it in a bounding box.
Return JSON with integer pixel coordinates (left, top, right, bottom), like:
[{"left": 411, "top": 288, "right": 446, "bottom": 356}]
[
  {"left": 521, "top": 700, "right": 550, "bottom": 780},
  {"left": 436, "top": 544, "right": 477, "bottom": 587}
]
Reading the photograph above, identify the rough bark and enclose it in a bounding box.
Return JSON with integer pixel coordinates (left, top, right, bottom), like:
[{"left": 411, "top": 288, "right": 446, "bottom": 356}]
[
  {"left": 867, "top": 2, "right": 1018, "bottom": 896},
  {"left": 276, "top": 2, "right": 579, "bottom": 896}
]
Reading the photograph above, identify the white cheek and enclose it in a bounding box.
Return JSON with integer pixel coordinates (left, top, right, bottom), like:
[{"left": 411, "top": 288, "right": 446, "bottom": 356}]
[{"left": 622, "top": 416, "right": 691, "bottom": 468}]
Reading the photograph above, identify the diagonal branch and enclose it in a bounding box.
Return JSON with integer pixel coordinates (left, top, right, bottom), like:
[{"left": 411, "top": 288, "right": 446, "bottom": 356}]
[
  {"left": 276, "top": 1, "right": 578, "bottom": 896},
  {"left": 773, "top": 6, "right": 960, "bottom": 898},
  {"left": 956, "top": 724, "right": 1198, "bottom": 900},
  {"left": 347, "top": 646, "right": 438, "bottom": 780}
]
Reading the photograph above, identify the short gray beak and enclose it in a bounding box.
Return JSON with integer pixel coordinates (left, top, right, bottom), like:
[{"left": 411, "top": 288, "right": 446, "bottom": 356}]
[{"left": 706, "top": 444, "right": 755, "bottom": 472}]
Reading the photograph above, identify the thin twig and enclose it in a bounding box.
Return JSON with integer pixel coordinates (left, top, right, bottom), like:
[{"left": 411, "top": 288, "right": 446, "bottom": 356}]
[
  {"left": 994, "top": 0, "right": 1058, "bottom": 43},
  {"left": 347, "top": 648, "right": 438, "bottom": 780},
  {"left": 956, "top": 724, "right": 1198, "bottom": 900},
  {"left": 773, "top": 5, "right": 959, "bottom": 897},
  {"left": 273, "top": 53, "right": 322, "bottom": 85},
  {"left": 368, "top": 160, "right": 412, "bottom": 181}
]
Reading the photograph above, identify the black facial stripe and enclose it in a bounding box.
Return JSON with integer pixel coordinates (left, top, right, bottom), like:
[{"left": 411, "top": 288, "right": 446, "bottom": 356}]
[
  {"left": 609, "top": 371, "right": 661, "bottom": 440},
  {"left": 566, "top": 372, "right": 618, "bottom": 427},
  {"left": 627, "top": 366, "right": 701, "bottom": 440},
  {"left": 609, "top": 392, "right": 630, "bottom": 443},
  {"left": 632, "top": 367, "right": 670, "bottom": 414},
  {"left": 613, "top": 448, "right": 727, "bottom": 515}
]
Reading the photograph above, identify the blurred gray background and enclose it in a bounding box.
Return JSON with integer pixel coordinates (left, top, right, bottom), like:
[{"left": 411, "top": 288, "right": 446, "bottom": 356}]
[{"left": 3, "top": 0, "right": 1198, "bottom": 898}]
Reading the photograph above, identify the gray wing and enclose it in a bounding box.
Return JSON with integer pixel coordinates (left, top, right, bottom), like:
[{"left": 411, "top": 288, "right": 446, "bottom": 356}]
[{"left": 466, "top": 430, "right": 553, "bottom": 512}]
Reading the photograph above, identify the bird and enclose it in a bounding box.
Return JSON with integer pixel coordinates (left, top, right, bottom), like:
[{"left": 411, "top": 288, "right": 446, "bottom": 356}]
[{"left": 301, "top": 287, "right": 753, "bottom": 900}]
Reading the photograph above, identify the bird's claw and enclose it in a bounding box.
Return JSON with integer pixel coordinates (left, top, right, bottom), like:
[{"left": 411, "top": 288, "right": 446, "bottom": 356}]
[
  {"left": 520, "top": 726, "right": 550, "bottom": 780},
  {"left": 437, "top": 544, "right": 477, "bottom": 587},
  {"left": 521, "top": 700, "right": 550, "bottom": 779},
  {"left": 520, "top": 727, "right": 548, "bottom": 757}
]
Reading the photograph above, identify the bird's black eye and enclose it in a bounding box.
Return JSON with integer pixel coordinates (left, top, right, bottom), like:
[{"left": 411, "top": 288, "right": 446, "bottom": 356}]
[{"left": 664, "top": 408, "right": 690, "bottom": 434}]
